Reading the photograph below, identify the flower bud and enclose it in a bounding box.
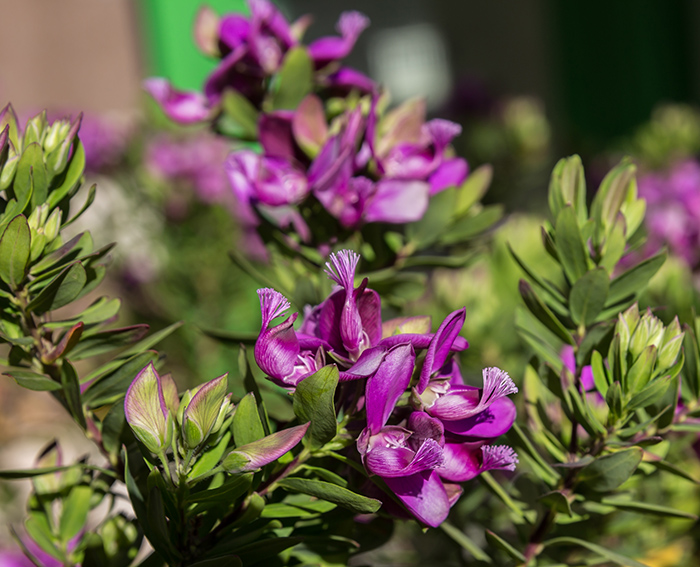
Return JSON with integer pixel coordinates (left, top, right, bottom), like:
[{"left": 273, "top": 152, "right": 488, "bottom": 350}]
[
  {"left": 44, "top": 120, "right": 70, "bottom": 154},
  {"left": 0, "top": 154, "right": 18, "bottom": 190},
  {"left": 657, "top": 317, "right": 684, "bottom": 372},
  {"left": 23, "top": 111, "right": 47, "bottom": 148},
  {"left": 221, "top": 423, "right": 310, "bottom": 473},
  {"left": 629, "top": 310, "right": 663, "bottom": 360},
  {"left": 43, "top": 208, "right": 62, "bottom": 243},
  {"left": 125, "top": 364, "right": 173, "bottom": 454},
  {"left": 616, "top": 313, "right": 631, "bottom": 355},
  {"left": 181, "top": 374, "right": 230, "bottom": 449}
]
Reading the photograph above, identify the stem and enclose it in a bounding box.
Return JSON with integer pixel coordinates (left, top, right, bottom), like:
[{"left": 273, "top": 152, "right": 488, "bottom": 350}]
[{"left": 523, "top": 509, "right": 556, "bottom": 564}]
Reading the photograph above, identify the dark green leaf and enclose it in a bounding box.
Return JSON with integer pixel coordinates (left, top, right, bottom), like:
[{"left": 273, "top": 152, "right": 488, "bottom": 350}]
[
  {"left": 484, "top": 530, "right": 525, "bottom": 562},
  {"left": 569, "top": 268, "right": 609, "bottom": 326},
  {"left": 508, "top": 243, "right": 566, "bottom": 304},
  {"left": 292, "top": 365, "right": 339, "bottom": 450},
  {"left": 607, "top": 251, "right": 666, "bottom": 306},
  {"left": 27, "top": 262, "right": 86, "bottom": 314},
  {"left": 6, "top": 369, "right": 61, "bottom": 391},
  {"left": 554, "top": 205, "right": 588, "bottom": 283},
  {"left": 578, "top": 448, "right": 642, "bottom": 492},
  {"left": 0, "top": 463, "right": 115, "bottom": 480},
  {"left": 69, "top": 325, "right": 150, "bottom": 360},
  {"left": 441, "top": 204, "right": 503, "bottom": 244},
  {"left": 82, "top": 351, "right": 159, "bottom": 407},
  {"left": 406, "top": 189, "right": 455, "bottom": 247},
  {"left": 47, "top": 140, "right": 85, "bottom": 209},
  {"left": 440, "top": 522, "right": 492, "bottom": 563},
  {"left": 189, "top": 432, "right": 232, "bottom": 480},
  {"left": 117, "top": 321, "right": 183, "bottom": 360},
  {"left": 277, "top": 477, "right": 381, "bottom": 514},
  {"left": 201, "top": 328, "right": 257, "bottom": 346},
  {"left": 29, "top": 232, "right": 92, "bottom": 276},
  {"left": 0, "top": 214, "right": 30, "bottom": 288},
  {"left": 189, "top": 557, "right": 242, "bottom": 567},
  {"left": 538, "top": 490, "right": 572, "bottom": 516},
  {"left": 544, "top": 536, "right": 651, "bottom": 567},
  {"left": 600, "top": 498, "right": 696, "bottom": 520},
  {"left": 60, "top": 361, "right": 86, "bottom": 428},
  {"left": 455, "top": 164, "right": 493, "bottom": 216},
  {"left": 233, "top": 392, "right": 265, "bottom": 447},
  {"left": 519, "top": 280, "right": 575, "bottom": 345}
]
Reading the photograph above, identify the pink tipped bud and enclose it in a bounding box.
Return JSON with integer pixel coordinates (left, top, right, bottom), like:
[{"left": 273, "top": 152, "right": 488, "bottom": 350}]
[{"left": 124, "top": 364, "right": 172, "bottom": 454}]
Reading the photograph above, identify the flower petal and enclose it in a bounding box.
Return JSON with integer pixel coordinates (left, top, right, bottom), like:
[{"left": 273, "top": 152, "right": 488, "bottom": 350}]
[
  {"left": 429, "top": 158, "right": 468, "bottom": 195},
  {"left": 418, "top": 309, "right": 466, "bottom": 393},
  {"left": 439, "top": 440, "right": 485, "bottom": 482},
  {"left": 442, "top": 397, "right": 517, "bottom": 438},
  {"left": 365, "top": 343, "right": 415, "bottom": 433},
  {"left": 364, "top": 179, "right": 429, "bottom": 224},
  {"left": 144, "top": 78, "right": 210, "bottom": 124},
  {"left": 384, "top": 471, "right": 450, "bottom": 527}
]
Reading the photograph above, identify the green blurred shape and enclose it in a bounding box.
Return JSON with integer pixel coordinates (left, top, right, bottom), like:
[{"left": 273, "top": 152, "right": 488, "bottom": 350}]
[{"left": 139, "top": 0, "right": 248, "bottom": 90}]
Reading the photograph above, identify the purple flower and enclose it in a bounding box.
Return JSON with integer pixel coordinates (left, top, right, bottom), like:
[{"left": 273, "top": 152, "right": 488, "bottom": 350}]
[
  {"left": 254, "top": 288, "right": 326, "bottom": 387},
  {"left": 636, "top": 159, "right": 700, "bottom": 268},
  {"left": 146, "top": 2, "right": 373, "bottom": 123}
]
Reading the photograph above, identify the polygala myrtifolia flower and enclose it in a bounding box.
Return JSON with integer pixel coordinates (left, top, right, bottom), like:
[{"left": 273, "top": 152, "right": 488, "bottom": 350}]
[
  {"left": 145, "top": 0, "right": 373, "bottom": 124},
  {"left": 253, "top": 249, "right": 517, "bottom": 526},
  {"left": 254, "top": 249, "right": 468, "bottom": 387},
  {"left": 225, "top": 93, "right": 468, "bottom": 238},
  {"left": 179, "top": 373, "right": 233, "bottom": 450}
]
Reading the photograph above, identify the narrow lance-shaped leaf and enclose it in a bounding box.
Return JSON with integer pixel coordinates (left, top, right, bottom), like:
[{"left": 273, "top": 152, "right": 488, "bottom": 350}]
[
  {"left": 554, "top": 205, "right": 588, "bottom": 283},
  {"left": 276, "top": 477, "right": 381, "bottom": 514},
  {"left": 0, "top": 214, "right": 30, "bottom": 288},
  {"left": 578, "top": 448, "right": 643, "bottom": 492},
  {"left": 519, "top": 280, "right": 575, "bottom": 346},
  {"left": 569, "top": 267, "right": 609, "bottom": 326}
]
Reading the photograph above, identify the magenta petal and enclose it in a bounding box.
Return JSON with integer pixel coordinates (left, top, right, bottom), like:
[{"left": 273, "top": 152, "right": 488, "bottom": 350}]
[
  {"left": 365, "top": 343, "right": 415, "bottom": 433},
  {"left": 429, "top": 158, "right": 468, "bottom": 195},
  {"left": 364, "top": 179, "right": 429, "bottom": 224},
  {"left": 308, "top": 11, "right": 370, "bottom": 67},
  {"left": 442, "top": 398, "right": 517, "bottom": 438},
  {"left": 428, "top": 388, "right": 480, "bottom": 421},
  {"left": 324, "top": 67, "right": 376, "bottom": 93},
  {"left": 144, "top": 78, "right": 211, "bottom": 124},
  {"left": 203, "top": 46, "right": 249, "bottom": 103},
  {"left": 384, "top": 471, "right": 450, "bottom": 527},
  {"left": 418, "top": 309, "right": 466, "bottom": 393},
  {"left": 219, "top": 14, "right": 251, "bottom": 50},
  {"left": 365, "top": 436, "right": 443, "bottom": 477},
  {"left": 439, "top": 441, "right": 485, "bottom": 482},
  {"left": 259, "top": 111, "right": 296, "bottom": 159},
  {"left": 340, "top": 345, "right": 388, "bottom": 380},
  {"left": 357, "top": 289, "right": 383, "bottom": 346}
]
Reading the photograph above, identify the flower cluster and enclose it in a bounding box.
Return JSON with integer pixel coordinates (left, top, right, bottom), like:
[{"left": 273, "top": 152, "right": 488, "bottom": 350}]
[
  {"left": 145, "top": 0, "right": 373, "bottom": 124},
  {"left": 227, "top": 94, "right": 468, "bottom": 237},
  {"left": 636, "top": 159, "right": 700, "bottom": 269},
  {"left": 255, "top": 250, "right": 517, "bottom": 526}
]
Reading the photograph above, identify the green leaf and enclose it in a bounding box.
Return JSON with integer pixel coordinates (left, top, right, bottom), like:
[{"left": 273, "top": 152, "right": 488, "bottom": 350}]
[
  {"left": 221, "top": 89, "right": 259, "bottom": 140},
  {"left": 606, "top": 251, "right": 666, "bottom": 306},
  {"left": 0, "top": 463, "right": 115, "bottom": 480},
  {"left": 117, "top": 321, "right": 183, "bottom": 360},
  {"left": 60, "top": 361, "right": 86, "bottom": 429},
  {"left": 47, "top": 140, "right": 85, "bottom": 209},
  {"left": 484, "top": 530, "right": 525, "bottom": 562},
  {"left": 627, "top": 375, "right": 671, "bottom": 411},
  {"left": 569, "top": 268, "right": 609, "bottom": 326},
  {"left": 27, "top": 262, "right": 86, "bottom": 314},
  {"left": 554, "top": 205, "right": 588, "bottom": 283},
  {"left": 201, "top": 328, "right": 257, "bottom": 346},
  {"left": 6, "top": 369, "right": 61, "bottom": 391},
  {"left": 82, "top": 351, "right": 159, "bottom": 407},
  {"left": 292, "top": 365, "right": 339, "bottom": 450},
  {"left": 233, "top": 392, "right": 265, "bottom": 447},
  {"left": 508, "top": 243, "right": 566, "bottom": 305},
  {"left": 538, "top": 490, "right": 572, "bottom": 516},
  {"left": 0, "top": 214, "right": 30, "bottom": 288},
  {"left": 441, "top": 204, "right": 503, "bottom": 244},
  {"left": 29, "top": 231, "right": 92, "bottom": 276},
  {"left": 240, "top": 346, "right": 271, "bottom": 435},
  {"left": 649, "top": 459, "right": 699, "bottom": 484},
  {"left": 455, "top": 164, "right": 493, "bottom": 216},
  {"left": 277, "top": 478, "right": 381, "bottom": 514},
  {"left": 25, "top": 512, "right": 63, "bottom": 562},
  {"left": 189, "top": 557, "right": 242, "bottom": 567},
  {"left": 590, "top": 350, "right": 609, "bottom": 398},
  {"left": 544, "top": 536, "right": 651, "bottom": 567},
  {"left": 578, "top": 448, "right": 642, "bottom": 492},
  {"left": 189, "top": 432, "right": 232, "bottom": 480},
  {"left": 62, "top": 183, "right": 96, "bottom": 228},
  {"left": 599, "top": 214, "right": 627, "bottom": 274},
  {"left": 406, "top": 189, "right": 455, "bottom": 247},
  {"left": 272, "top": 46, "right": 313, "bottom": 110},
  {"left": 146, "top": 484, "right": 180, "bottom": 563},
  {"left": 15, "top": 143, "right": 48, "bottom": 211},
  {"left": 59, "top": 485, "right": 92, "bottom": 542},
  {"left": 69, "top": 325, "right": 150, "bottom": 360},
  {"left": 440, "top": 522, "right": 492, "bottom": 563},
  {"left": 43, "top": 297, "right": 121, "bottom": 329},
  {"left": 606, "top": 381, "right": 623, "bottom": 420},
  {"left": 519, "top": 280, "right": 575, "bottom": 345},
  {"left": 600, "top": 498, "right": 696, "bottom": 520}
]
